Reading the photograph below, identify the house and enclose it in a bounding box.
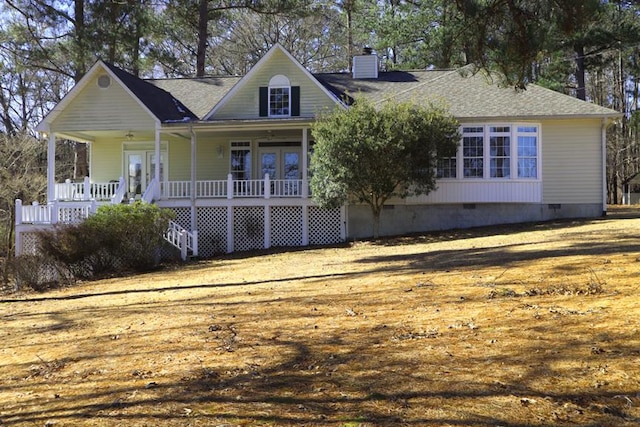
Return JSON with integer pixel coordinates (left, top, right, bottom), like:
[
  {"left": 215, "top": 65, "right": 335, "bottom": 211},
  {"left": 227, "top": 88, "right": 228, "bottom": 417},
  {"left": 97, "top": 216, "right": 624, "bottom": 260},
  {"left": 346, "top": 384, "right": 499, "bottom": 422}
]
[{"left": 15, "top": 44, "right": 621, "bottom": 258}]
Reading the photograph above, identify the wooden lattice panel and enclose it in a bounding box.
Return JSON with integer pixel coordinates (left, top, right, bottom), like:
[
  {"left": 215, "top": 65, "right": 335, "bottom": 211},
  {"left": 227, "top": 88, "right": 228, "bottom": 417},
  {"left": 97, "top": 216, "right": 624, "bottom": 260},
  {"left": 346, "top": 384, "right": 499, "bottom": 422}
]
[
  {"left": 58, "top": 207, "right": 88, "bottom": 224},
  {"left": 21, "top": 231, "right": 41, "bottom": 255},
  {"left": 196, "top": 207, "right": 228, "bottom": 257},
  {"left": 171, "top": 207, "right": 191, "bottom": 230},
  {"left": 270, "top": 206, "right": 303, "bottom": 247},
  {"left": 308, "top": 206, "right": 342, "bottom": 245},
  {"left": 233, "top": 206, "right": 265, "bottom": 252}
]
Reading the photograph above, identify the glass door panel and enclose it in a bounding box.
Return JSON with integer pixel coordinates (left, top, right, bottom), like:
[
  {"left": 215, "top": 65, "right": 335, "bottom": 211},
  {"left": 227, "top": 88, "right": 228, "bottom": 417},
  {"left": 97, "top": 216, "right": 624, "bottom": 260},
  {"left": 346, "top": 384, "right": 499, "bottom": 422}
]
[
  {"left": 127, "top": 154, "right": 143, "bottom": 197},
  {"left": 260, "top": 152, "right": 277, "bottom": 179},
  {"left": 148, "top": 152, "right": 165, "bottom": 183},
  {"left": 125, "top": 150, "right": 166, "bottom": 199}
]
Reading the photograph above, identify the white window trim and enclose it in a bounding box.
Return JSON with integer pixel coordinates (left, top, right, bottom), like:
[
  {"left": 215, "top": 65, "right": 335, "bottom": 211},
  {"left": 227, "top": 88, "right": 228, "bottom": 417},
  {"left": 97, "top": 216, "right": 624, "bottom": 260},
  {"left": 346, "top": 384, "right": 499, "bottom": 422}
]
[
  {"left": 268, "top": 86, "right": 291, "bottom": 118},
  {"left": 229, "top": 140, "right": 252, "bottom": 180},
  {"left": 438, "top": 123, "right": 541, "bottom": 181}
]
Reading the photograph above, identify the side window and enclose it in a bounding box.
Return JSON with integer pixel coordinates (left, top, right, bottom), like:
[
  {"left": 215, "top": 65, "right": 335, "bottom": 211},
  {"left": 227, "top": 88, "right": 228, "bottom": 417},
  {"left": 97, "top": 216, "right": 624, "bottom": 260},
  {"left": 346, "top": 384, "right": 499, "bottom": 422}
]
[
  {"left": 230, "top": 141, "right": 251, "bottom": 180},
  {"left": 462, "top": 127, "right": 484, "bottom": 178},
  {"left": 489, "top": 126, "right": 511, "bottom": 178},
  {"left": 517, "top": 126, "right": 538, "bottom": 178}
]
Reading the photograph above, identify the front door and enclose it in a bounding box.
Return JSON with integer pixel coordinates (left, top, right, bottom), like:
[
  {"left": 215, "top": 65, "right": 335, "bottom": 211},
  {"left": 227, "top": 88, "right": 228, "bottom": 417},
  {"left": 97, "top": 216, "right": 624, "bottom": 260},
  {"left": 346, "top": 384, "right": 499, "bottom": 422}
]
[
  {"left": 125, "top": 151, "right": 165, "bottom": 198},
  {"left": 258, "top": 146, "right": 301, "bottom": 196}
]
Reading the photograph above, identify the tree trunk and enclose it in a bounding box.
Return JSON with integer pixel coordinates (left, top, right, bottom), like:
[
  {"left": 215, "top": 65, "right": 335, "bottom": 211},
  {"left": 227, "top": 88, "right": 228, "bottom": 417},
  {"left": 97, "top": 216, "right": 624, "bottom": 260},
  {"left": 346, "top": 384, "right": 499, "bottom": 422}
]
[
  {"left": 196, "top": 0, "right": 208, "bottom": 77},
  {"left": 372, "top": 205, "right": 381, "bottom": 239},
  {"left": 73, "top": 0, "right": 89, "bottom": 178},
  {"left": 574, "top": 43, "right": 586, "bottom": 101}
]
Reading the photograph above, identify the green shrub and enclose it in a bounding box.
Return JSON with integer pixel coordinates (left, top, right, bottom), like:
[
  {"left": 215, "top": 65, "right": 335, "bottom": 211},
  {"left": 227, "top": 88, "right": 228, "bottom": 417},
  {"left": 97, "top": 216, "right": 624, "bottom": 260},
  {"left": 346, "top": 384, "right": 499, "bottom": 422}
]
[{"left": 36, "top": 202, "right": 175, "bottom": 284}]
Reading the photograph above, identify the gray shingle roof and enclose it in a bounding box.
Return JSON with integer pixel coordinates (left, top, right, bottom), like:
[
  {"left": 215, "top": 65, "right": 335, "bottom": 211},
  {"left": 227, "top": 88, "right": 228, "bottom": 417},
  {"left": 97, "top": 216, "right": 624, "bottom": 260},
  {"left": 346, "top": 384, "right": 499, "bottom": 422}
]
[
  {"left": 148, "top": 76, "right": 241, "bottom": 120},
  {"left": 314, "top": 69, "right": 620, "bottom": 120},
  {"left": 103, "top": 62, "right": 198, "bottom": 122},
  {"left": 114, "top": 63, "right": 618, "bottom": 122}
]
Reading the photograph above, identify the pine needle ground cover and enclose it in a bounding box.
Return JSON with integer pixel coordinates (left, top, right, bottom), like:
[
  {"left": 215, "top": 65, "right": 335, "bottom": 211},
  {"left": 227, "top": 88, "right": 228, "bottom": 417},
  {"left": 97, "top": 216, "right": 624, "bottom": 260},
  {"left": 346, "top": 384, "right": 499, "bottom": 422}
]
[{"left": 2, "top": 206, "right": 640, "bottom": 426}]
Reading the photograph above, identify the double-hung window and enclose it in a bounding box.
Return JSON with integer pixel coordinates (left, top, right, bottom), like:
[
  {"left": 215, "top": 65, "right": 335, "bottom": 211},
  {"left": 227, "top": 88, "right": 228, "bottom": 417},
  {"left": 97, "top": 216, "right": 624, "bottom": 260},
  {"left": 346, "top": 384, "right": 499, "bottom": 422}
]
[
  {"left": 489, "top": 126, "right": 511, "bottom": 178},
  {"left": 517, "top": 126, "right": 538, "bottom": 178},
  {"left": 269, "top": 87, "right": 290, "bottom": 117},
  {"left": 462, "top": 127, "right": 484, "bottom": 178},
  {"left": 230, "top": 141, "right": 251, "bottom": 180}
]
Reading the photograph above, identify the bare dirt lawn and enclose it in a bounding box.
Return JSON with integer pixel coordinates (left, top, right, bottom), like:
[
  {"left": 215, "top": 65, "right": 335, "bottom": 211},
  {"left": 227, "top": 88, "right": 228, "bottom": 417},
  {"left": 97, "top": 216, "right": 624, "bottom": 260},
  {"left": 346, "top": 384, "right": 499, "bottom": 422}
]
[{"left": 2, "top": 206, "right": 640, "bottom": 426}]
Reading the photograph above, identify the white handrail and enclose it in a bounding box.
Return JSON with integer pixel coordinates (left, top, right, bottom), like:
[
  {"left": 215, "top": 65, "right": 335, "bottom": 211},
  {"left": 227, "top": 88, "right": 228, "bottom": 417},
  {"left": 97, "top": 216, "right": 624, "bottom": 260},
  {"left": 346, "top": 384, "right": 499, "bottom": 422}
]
[
  {"left": 164, "top": 220, "right": 198, "bottom": 260},
  {"left": 142, "top": 178, "right": 159, "bottom": 203},
  {"left": 110, "top": 177, "right": 127, "bottom": 204}
]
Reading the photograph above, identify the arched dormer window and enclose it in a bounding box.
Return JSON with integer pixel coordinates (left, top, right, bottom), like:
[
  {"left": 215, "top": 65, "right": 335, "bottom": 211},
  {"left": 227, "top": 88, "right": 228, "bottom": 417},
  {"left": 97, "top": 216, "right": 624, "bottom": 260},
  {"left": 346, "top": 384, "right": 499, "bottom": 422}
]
[
  {"left": 259, "top": 75, "right": 300, "bottom": 118},
  {"left": 268, "top": 75, "right": 290, "bottom": 117}
]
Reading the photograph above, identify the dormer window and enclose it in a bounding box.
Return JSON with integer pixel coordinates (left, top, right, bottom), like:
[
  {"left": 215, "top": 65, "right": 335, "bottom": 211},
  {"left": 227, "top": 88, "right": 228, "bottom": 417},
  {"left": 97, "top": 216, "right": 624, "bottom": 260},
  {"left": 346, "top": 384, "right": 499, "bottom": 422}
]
[
  {"left": 268, "top": 75, "right": 290, "bottom": 117},
  {"left": 259, "top": 75, "right": 301, "bottom": 118}
]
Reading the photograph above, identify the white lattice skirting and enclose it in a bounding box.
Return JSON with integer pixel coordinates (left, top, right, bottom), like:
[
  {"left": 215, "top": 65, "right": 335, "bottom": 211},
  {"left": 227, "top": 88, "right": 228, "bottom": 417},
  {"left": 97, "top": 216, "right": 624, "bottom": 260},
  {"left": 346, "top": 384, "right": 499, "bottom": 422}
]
[
  {"left": 15, "top": 205, "right": 344, "bottom": 259},
  {"left": 182, "top": 205, "right": 344, "bottom": 257}
]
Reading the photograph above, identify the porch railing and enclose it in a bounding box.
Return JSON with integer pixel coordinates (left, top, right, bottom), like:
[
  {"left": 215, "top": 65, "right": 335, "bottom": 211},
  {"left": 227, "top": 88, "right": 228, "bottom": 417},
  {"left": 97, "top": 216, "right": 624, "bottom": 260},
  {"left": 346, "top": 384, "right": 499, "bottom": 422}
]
[
  {"left": 55, "top": 177, "right": 125, "bottom": 201},
  {"left": 162, "top": 174, "right": 307, "bottom": 199},
  {"left": 15, "top": 199, "right": 98, "bottom": 225}
]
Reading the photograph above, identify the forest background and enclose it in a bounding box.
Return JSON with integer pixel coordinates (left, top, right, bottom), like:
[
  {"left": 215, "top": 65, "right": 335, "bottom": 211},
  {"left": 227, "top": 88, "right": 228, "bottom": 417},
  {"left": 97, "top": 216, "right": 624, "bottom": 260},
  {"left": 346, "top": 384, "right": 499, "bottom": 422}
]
[{"left": 1, "top": 0, "right": 640, "bottom": 264}]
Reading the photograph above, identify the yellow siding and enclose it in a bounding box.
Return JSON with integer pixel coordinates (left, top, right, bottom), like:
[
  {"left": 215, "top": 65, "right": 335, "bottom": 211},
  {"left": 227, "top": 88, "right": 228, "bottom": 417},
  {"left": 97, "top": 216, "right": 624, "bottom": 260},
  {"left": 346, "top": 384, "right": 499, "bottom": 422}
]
[
  {"left": 90, "top": 138, "right": 122, "bottom": 182},
  {"left": 160, "top": 136, "right": 232, "bottom": 181},
  {"left": 53, "top": 73, "right": 156, "bottom": 131},
  {"left": 541, "top": 119, "right": 603, "bottom": 204},
  {"left": 212, "top": 49, "right": 337, "bottom": 120}
]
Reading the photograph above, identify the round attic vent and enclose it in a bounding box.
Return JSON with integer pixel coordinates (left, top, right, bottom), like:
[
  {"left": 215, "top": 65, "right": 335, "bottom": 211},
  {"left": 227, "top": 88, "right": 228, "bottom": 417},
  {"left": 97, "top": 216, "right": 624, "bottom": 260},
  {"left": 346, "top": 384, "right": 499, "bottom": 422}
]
[{"left": 97, "top": 74, "right": 111, "bottom": 88}]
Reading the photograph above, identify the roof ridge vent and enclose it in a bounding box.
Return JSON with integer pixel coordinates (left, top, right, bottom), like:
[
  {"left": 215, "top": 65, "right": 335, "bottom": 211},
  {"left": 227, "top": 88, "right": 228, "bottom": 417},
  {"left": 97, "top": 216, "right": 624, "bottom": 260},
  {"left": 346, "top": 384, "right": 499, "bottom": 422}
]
[{"left": 352, "top": 48, "right": 378, "bottom": 79}]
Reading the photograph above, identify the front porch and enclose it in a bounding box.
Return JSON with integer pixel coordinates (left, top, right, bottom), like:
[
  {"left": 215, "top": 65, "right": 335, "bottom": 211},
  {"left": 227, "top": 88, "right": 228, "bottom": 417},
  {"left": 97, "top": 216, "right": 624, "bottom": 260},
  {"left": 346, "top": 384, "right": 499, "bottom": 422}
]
[{"left": 15, "top": 174, "right": 345, "bottom": 258}]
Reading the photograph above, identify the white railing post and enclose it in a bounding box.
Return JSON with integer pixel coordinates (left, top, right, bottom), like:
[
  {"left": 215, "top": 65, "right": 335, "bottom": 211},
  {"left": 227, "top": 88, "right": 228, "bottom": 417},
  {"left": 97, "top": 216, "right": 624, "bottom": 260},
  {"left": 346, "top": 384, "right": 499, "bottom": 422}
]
[
  {"left": 264, "top": 173, "right": 271, "bottom": 199},
  {"left": 227, "top": 174, "right": 233, "bottom": 199},
  {"left": 180, "top": 231, "right": 187, "bottom": 261},
  {"left": 50, "top": 201, "right": 59, "bottom": 225},
  {"left": 83, "top": 176, "right": 91, "bottom": 201},
  {"left": 15, "top": 199, "right": 22, "bottom": 225},
  {"left": 90, "top": 199, "right": 97, "bottom": 216},
  {"left": 65, "top": 178, "right": 72, "bottom": 200},
  {"left": 192, "top": 230, "right": 198, "bottom": 257}
]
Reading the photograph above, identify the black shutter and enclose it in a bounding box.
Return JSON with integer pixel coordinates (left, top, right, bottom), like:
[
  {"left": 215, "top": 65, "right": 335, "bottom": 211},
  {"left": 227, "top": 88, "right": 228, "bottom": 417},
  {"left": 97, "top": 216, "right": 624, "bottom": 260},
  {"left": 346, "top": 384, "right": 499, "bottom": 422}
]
[
  {"left": 259, "top": 87, "right": 268, "bottom": 117},
  {"left": 291, "top": 86, "right": 300, "bottom": 116}
]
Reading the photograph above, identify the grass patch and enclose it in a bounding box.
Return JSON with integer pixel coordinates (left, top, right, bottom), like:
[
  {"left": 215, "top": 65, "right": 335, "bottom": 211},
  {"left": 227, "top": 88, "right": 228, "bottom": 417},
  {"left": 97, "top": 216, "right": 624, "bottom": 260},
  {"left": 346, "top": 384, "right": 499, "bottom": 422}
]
[{"left": 2, "top": 207, "right": 640, "bottom": 426}]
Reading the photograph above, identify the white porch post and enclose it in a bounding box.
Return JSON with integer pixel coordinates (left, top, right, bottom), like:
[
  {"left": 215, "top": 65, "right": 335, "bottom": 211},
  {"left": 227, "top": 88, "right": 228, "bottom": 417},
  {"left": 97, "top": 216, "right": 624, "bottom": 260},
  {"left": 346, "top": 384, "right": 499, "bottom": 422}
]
[
  {"left": 47, "top": 131, "right": 56, "bottom": 202},
  {"left": 301, "top": 205, "right": 309, "bottom": 246},
  {"left": 264, "top": 206, "right": 271, "bottom": 249},
  {"left": 190, "top": 127, "right": 197, "bottom": 232},
  {"left": 226, "top": 206, "right": 234, "bottom": 253},
  {"left": 301, "top": 127, "right": 310, "bottom": 246},
  {"left": 154, "top": 126, "right": 161, "bottom": 200},
  {"left": 302, "top": 127, "right": 309, "bottom": 198}
]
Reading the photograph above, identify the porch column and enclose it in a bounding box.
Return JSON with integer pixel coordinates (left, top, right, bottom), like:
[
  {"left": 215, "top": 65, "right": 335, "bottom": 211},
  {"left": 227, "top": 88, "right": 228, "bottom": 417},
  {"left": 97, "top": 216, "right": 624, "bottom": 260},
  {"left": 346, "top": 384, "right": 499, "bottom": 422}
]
[
  {"left": 154, "top": 126, "right": 161, "bottom": 200},
  {"left": 190, "top": 127, "right": 197, "bottom": 232},
  {"left": 302, "top": 127, "right": 309, "bottom": 198},
  {"left": 47, "top": 131, "right": 56, "bottom": 202}
]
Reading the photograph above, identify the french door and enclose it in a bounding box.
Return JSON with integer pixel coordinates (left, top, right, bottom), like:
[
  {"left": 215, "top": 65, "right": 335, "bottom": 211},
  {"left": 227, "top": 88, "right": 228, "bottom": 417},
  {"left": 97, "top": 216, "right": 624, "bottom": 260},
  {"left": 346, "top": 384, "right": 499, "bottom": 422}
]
[
  {"left": 125, "top": 151, "right": 165, "bottom": 198},
  {"left": 258, "top": 146, "right": 301, "bottom": 196}
]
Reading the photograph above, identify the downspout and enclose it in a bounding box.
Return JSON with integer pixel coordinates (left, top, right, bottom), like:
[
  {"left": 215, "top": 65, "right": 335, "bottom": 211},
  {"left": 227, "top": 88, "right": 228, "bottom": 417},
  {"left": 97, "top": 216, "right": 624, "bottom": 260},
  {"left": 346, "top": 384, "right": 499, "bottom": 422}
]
[{"left": 601, "top": 118, "right": 608, "bottom": 216}]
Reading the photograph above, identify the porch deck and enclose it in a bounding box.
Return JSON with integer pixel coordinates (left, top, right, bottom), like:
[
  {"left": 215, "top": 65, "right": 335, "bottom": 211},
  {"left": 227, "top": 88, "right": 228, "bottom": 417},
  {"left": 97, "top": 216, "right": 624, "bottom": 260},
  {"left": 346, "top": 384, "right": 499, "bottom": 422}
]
[{"left": 15, "top": 175, "right": 344, "bottom": 258}]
